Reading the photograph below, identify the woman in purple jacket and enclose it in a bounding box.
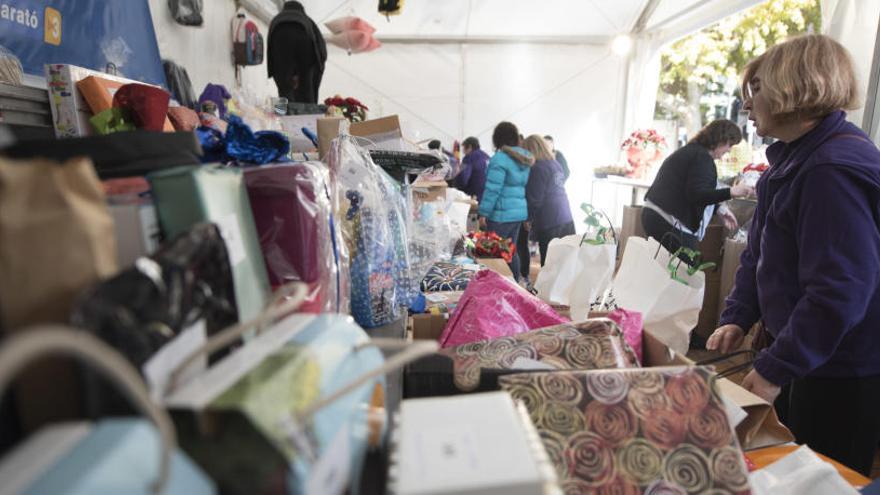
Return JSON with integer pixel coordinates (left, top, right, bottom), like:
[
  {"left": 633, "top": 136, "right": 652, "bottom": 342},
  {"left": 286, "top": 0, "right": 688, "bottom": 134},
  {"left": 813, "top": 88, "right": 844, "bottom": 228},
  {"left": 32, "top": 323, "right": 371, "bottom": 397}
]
[
  {"left": 707, "top": 34, "right": 880, "bottom": 475},
  {"left": 522, "top": 134, "right": 574, "bottom": 265}
]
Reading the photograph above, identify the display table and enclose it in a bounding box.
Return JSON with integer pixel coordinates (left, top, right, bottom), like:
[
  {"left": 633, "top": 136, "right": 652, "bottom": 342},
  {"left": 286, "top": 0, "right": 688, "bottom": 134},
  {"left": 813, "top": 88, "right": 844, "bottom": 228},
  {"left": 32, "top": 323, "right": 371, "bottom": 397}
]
[
  {"left": 591, "top": 175, "right": 653, "bottom": 206},
  {"left": 746, "top": 445, "right": 871, "bottom": 488}
]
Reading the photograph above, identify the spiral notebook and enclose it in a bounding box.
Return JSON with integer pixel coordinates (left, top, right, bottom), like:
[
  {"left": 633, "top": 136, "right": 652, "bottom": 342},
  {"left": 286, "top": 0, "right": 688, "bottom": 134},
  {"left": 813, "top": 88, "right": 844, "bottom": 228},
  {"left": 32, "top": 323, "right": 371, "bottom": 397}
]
[{"left": 389, "top": 391, "right": 560, "bottom": 495}]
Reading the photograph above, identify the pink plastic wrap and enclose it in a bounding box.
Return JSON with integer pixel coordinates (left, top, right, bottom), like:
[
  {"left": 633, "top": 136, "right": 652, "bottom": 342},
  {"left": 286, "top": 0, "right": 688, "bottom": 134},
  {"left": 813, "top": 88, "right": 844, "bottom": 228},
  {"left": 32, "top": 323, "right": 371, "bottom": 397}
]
[
  {"left": 244, "top": 162, "right": 350, "bottom": 313},
  {"left": 607, "top": 308, "right": 644, "bottom": 365},
  {"left": 439, "top": 269, "right": 569, "bottom": 348}
]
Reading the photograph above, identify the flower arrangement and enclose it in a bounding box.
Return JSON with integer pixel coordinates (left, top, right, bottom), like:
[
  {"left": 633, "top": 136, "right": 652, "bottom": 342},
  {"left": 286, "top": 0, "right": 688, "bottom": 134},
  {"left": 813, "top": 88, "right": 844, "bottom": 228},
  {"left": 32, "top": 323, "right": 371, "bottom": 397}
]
[
  {"left": 621, "top": 129, "right": 667, "bottom": 150},
  {"left": 620, "top": 129, "right": 667, "bottom": 179},
  {"left": 465, "top": 231, "right": 516, "bottom": 263},
  {"left": 324, "top": 95, "right": 369, "bottom": 122}
]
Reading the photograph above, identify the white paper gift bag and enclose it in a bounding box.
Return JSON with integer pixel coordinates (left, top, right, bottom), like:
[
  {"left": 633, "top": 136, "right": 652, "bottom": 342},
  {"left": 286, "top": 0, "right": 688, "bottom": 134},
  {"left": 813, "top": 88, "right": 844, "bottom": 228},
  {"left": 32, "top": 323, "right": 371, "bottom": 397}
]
[
  {"left": 534, "top": 234, "right": 615, "bottom": 321},
  {"left": 610, "top": 236, "right": 705, "bottom": 354}
]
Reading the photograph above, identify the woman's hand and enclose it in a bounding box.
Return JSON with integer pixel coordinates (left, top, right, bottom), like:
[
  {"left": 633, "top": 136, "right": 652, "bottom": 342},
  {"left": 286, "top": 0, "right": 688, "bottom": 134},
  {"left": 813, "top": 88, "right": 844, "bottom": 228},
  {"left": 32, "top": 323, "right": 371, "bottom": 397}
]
[
  {"left": 741, "top": 369, "right": 782, "bottom": 403},
  {"left": 523, "top": 221, "right": 531, "bottom": 232},
  {"left": 478, "top": 216, "right": 487, "bottom": 230},
  {"left": 720, "top": 210, "right": 738, "bottom": 231},
  {"left": 706, "top": 324, "right": 745, "bottom": 353},
  {"left": 730, "top": 184, "right": 755, "bottom": 198}
]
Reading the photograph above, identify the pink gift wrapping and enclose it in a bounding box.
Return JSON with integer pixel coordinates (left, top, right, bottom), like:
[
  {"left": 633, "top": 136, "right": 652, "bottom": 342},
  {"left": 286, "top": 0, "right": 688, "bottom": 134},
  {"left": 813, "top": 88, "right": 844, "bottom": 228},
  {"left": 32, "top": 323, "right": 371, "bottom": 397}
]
[
  {"left": 608, "top": 308, "right": 644, "bottom": 365},
  {"left": 439, "top": 269, "right": 568, "bottom": 348}
]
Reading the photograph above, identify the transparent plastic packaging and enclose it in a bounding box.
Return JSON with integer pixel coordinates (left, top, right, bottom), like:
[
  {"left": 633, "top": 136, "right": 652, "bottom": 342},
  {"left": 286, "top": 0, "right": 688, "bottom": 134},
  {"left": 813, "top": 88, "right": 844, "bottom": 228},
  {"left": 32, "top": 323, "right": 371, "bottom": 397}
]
[
  {"left": 329, "top": 135, "right": 408, "bottom": 328},
  {"left": 243, "top": 161, "right": 349, "bottom": 313}
]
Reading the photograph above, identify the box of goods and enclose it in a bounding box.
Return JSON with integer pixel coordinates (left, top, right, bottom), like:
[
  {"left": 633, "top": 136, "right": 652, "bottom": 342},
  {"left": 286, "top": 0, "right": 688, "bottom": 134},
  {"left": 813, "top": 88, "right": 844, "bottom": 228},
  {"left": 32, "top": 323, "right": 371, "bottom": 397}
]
[
  {"left": 498, "top": 366, "right": 751, "bottom": 494},
  {"left": 165, "top": 314, "right": 385, "bottom": 495},
  {"left": 148, "top": 165, "right": 270, "bottom": 322}
]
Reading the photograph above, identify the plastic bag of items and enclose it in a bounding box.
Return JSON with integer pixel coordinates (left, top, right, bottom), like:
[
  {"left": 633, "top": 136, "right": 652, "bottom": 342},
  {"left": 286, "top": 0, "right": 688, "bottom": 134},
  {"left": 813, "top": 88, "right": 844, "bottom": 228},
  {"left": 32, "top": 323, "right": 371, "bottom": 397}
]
[
  {"left": 330, "top": 134, "right": 414, "bottom": 328},
  {"left": 439, "top": 269, "right": 568, "bottom": 348},
  {"left": 244, "top": 162, "right": 350, "bottom": 314}
]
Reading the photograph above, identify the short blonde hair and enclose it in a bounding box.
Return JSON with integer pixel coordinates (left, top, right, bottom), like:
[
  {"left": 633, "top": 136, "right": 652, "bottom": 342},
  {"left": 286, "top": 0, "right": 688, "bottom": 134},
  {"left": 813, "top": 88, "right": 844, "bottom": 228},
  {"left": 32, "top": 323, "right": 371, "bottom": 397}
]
[
  {"left": 742, "top": 34, "right": 860, "bottom": 120},
  {"left": 524, "top": 134, "right": 555, "bottom": 161}
]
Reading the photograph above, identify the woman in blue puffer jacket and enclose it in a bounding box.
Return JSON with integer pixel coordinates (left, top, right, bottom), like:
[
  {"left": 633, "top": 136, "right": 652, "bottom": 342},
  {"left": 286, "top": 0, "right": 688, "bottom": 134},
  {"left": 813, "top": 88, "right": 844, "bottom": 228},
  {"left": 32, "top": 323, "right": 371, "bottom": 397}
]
[{"left": 477, "top": 121, "right": 534, "bottom": 281}]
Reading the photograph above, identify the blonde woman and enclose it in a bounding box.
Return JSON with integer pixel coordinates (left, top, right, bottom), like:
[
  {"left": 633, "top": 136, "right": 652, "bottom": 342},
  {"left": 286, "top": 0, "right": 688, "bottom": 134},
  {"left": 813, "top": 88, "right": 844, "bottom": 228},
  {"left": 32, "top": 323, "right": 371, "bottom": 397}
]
[
  {"left": 522, "top": 134, "right": 574, "bottom": 265},
  {"left": 707, "top": 34, "right": 880, "bottom": 475}
]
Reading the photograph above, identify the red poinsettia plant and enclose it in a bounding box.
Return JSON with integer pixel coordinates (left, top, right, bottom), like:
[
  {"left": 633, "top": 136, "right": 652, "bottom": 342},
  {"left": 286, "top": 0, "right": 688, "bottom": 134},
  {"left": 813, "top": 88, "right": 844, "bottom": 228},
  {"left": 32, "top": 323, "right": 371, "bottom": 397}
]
[
  {"left": 465, "top": 231, "right": 517, "bottom": 263},
  {"left": 324, "top": 95, "right": 369, "bottom": 122},
  {"left": 620, "top": 129, "right": 667, "bottom": 150}
]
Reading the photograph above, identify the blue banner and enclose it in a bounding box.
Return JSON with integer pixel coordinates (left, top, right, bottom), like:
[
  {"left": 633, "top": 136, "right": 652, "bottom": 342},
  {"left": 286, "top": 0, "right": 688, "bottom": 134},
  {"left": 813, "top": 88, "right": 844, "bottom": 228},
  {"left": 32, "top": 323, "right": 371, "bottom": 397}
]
[{"left": 0, "top": 0, "right": 165, "bottom": 86}]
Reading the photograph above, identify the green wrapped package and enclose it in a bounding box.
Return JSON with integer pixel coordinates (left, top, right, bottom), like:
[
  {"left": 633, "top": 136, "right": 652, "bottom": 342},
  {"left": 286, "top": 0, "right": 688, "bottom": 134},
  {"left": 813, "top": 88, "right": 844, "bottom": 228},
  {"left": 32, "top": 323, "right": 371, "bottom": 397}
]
[{"left": 148, "top": 165, "right": 270, "bottom": 321}]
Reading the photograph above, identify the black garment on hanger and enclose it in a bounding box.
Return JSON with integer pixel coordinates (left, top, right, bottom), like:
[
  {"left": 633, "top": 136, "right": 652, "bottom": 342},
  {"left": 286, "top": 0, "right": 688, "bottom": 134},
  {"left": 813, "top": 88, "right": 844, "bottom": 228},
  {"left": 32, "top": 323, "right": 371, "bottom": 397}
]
[
  {"left": 163, "top": 60, "right": 197, "bottom": 109},
  {"left": 267, "top": 1, "right": 327, "bottom": 104}
]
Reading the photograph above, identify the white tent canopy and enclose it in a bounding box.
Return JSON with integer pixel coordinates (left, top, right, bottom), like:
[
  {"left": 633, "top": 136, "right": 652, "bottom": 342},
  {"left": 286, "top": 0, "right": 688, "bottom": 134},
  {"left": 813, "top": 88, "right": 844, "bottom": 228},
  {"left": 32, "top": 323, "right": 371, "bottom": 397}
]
[{"left": 149, "top": 0, "right": 879, "bottom": 223}]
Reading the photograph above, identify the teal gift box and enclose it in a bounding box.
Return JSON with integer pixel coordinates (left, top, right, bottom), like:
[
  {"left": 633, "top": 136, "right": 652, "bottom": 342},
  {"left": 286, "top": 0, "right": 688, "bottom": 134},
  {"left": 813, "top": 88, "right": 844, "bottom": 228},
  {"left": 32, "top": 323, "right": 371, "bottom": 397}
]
[
  {"left": 148, "top": 165, "right": 270, "bottom": 321},
  {"left": 0, "top": 420, "right": 216, "bottom": 495},
  {"left": 165, "top": 314, "right": 386, "bottom": 495}
]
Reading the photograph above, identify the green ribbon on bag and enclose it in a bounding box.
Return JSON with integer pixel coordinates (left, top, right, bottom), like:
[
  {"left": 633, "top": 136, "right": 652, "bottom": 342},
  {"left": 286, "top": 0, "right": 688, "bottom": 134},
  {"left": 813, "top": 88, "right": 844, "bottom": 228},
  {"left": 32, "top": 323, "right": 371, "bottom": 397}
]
[
  {"left": 579, "top": 203, "right": 617, "bottom": 246},
  {"left": 668, "top": 247, "right": 716, "bottom": 285},
  {"left": 89, "top": 107, "right": 136, "bottom": 135}
]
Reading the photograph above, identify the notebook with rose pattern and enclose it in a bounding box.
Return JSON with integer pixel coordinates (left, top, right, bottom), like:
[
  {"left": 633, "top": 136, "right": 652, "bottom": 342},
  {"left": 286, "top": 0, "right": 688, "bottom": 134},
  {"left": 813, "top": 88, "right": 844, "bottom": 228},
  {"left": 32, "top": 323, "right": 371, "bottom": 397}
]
[{"left": 499, "top": 366, "right": 751, "bottom": 495}]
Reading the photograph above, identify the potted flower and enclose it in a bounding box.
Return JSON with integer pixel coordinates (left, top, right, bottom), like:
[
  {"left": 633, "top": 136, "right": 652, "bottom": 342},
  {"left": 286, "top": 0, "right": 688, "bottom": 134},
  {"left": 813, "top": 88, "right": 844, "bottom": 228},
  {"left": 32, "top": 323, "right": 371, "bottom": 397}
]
[
  {"left": 620, "top": 129, "right": 667, "bottom": 179},
  {"left": 324, "top": 95, "right": 369, "bottom": 122}
]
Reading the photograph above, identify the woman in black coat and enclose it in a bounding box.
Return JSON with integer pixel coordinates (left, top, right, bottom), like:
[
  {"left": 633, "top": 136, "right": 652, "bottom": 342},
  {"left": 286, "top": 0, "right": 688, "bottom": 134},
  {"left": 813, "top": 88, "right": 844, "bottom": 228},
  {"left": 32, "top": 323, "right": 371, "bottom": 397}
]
[{"left": 642, "top": 120, "right": 753, "bottom": 258}]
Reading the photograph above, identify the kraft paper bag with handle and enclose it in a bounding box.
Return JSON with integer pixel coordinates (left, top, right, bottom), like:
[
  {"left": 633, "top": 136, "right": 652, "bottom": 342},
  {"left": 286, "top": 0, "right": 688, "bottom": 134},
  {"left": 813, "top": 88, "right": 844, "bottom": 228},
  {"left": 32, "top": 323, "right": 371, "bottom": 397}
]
[
  {"left": 611, "top": 236, "right": 705, "bottom": 354},
  {"left": 534, "top": 234, "right": 616, "bottom": 321},
  {"left": 717, "top": 378, "right": 794, "bottom": 450},
  {"left": 0, "top": 156, "right": 118, "bottom": 432}
]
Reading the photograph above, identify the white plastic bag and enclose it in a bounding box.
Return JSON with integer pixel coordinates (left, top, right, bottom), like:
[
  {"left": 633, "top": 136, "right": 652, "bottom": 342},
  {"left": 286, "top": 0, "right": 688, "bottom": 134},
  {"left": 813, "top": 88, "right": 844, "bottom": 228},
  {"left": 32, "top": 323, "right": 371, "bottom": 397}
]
[
  {"left": 610, "top": 237, "right": 705, "bottom": 354},
  {"left": 749, "top": 446, "right": 859, "bottom": 495},
  {"left": 534, "top": 234, "right": 615, "bottom": 321}
]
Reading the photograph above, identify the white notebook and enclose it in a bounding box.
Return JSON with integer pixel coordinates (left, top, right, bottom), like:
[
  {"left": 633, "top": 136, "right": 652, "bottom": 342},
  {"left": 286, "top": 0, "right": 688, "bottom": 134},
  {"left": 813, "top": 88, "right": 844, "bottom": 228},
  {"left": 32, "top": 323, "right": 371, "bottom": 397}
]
[{"left": 390, "top": 392, "right": 560, "bottom": 495}]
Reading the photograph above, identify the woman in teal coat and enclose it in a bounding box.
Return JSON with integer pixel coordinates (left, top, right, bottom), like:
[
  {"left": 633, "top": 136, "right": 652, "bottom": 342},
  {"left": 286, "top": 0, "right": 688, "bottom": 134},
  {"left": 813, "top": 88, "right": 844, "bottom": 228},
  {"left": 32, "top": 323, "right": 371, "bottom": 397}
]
[{"left": 477, "top": 121, "right": 534, "bottom": 281}]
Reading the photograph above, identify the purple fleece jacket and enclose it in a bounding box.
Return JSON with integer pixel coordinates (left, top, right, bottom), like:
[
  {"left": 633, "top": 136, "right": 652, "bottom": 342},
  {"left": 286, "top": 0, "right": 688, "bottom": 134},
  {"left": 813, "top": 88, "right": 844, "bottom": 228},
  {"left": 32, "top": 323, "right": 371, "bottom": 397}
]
[{"left": 719, "top": 111, "right": 880, "bottom": 386}]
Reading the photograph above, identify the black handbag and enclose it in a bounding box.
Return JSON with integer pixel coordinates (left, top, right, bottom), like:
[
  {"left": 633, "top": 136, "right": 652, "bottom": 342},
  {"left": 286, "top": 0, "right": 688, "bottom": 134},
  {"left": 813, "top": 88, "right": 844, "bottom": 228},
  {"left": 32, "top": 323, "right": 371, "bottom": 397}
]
[{"left": 71, "top": 223, "right": 239, "bottom": 416}]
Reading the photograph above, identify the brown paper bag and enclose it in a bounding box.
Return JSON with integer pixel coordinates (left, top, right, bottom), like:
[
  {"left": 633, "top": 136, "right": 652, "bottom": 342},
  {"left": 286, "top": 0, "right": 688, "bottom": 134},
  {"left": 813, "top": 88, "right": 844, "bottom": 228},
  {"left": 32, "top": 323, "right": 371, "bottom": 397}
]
[
  {"left": 618, "top": 205, "right": 646, "bottom": 258},
  {"left": 717, "top": 378, "right": 794, "bottom": 450},
  {"left": 0, "top": 156, "right": 118, "bottom": 431}
]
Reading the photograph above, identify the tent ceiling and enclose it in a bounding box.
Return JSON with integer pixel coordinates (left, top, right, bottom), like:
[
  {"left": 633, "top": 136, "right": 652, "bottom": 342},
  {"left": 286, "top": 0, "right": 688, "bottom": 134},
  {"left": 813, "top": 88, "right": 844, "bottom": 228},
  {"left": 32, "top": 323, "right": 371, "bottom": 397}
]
[{"left": 301, "top": 0, "right": 651, "bottom": 40}]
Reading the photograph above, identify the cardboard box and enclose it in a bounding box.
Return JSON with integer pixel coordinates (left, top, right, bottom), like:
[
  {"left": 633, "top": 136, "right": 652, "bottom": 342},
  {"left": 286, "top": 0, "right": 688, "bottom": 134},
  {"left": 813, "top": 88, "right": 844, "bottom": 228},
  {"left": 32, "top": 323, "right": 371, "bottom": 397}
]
[
  {"left": 618, "top": 205, "right": 646, "bottom": 258},
  {"left": 698, "top": 223, "right": 725, "bottom": 266},
  {"left": 411, "top": 314, "right": 448, "bottom": 341},
  {"left": 719, "top": 237, "right": 748, "bottom": 314},
  {"left": 476, "top": 257, "right": 514, "bottom": 279},
  {"left": 108, "top": 200, "right": 160, "bottom": 268},
  {"left": 317, "top": 117, "right": 344, "bottom": 159},
  {"left": 694, "top": 271, "right": 722, "bottom": 339},
  {"left": 412, "top": 180, "right": 447, "bottom": 203},
  {"left": 317, "top": 114, "right": 404, "bottom": 159}
]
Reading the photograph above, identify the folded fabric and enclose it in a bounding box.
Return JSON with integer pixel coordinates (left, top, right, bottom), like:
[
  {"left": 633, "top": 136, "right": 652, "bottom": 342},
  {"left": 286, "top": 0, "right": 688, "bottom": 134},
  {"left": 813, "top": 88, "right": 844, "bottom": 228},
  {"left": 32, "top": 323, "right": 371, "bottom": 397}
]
[
  {"left": 225, "top": 114, "right": 290, "bottom": 165},
  {"left": 406, "top": 319, "right": 640, "bottom": 396},
  {"left": 439, "top": 269, "right": 568, "bottom": 348},
  {"left": 113, "top": 84, "right": 172, "bottom": 132},
  {"left": 89, "top": 107, "right": 135, "bottom": 135},
  {"left": 420, "top": 261, "right": 479, "bottom": 292},
  {"left": 499, "top": 366, "right": 750, "bottom": 494}
]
